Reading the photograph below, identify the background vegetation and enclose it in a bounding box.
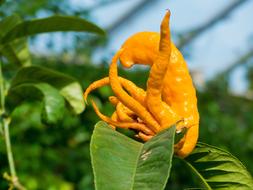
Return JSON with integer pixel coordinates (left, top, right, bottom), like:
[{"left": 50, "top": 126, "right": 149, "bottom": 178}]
[{"left": 1, "top": 0, "right": 253, "bottom": 189}]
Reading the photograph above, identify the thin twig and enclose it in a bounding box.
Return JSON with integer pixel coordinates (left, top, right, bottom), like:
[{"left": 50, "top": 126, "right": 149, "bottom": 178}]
[
  {"left": 0, "top": 58, "right": 5, "bottom": 115},
  {"left": 107, "top": 0, "right": 156, "bottom": 34},
  {"left": 178, "top": 0, "right": 249, "bottom": 49},
  {"left": 222, "top": 49, "right": 253, "bottom": 75},
  {"left": 0, "top": 57, "right": 4, "bottom": 135},
  {"left": 0, "top": 58, "right": 26, "bottom": 190}
]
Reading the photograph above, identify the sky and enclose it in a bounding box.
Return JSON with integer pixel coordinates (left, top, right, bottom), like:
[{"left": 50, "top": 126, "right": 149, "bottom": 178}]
[
  {"left": 92, "top": 0, "right": 253, "bottom": 92},
  {"left": 32, "top": 0, "right": 253, "bottom": 93}
]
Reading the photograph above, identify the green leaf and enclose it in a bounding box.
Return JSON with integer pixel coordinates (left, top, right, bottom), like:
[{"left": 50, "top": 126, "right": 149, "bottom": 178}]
[
  {"left": 183, "top": 142, "right": 253, "bottom": 190},
  {"left": 0, "top": 14, "right": 21, "bottom": 36},
  {"left": 1, "top": 15, "right": 105, "bottom": 44},
  {"left": 7, "top": 83, "right": 65, "bottom": 125},
  {"left": 10, "top": 66, "right": 85, "bottom": 114},
  {"left": 90, "top": 121, "right": 176, "bottom": 190},
  {"left": 0, "top": 38, "right": 31, "bottom": 66},
  {"left": 0, "top": 15, "right": 31, "bottom": 66}
]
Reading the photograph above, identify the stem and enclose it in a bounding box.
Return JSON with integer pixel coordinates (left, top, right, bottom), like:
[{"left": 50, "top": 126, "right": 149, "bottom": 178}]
[
  {"left": 3, "top": 118, "right": 16, "bottom": 176},
  {"left": 0, "top": 58, "right": 25, "bottom": 190},
  {"left": 0, "top": 57, "right": 4, "bottom": 135},
  {"left": 0, "top": 58, "right": 5, "bottom": 115}
]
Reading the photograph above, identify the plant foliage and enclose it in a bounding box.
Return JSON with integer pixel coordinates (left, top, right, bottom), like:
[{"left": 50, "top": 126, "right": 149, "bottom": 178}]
[{"left": 91, "top": 122, "right": 176, "bottom": 190}]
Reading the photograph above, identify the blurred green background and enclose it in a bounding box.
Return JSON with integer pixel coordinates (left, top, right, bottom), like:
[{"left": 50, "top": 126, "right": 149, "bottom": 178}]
[{"left": 1, "top": 0, "right": 253, "bottom": 189}]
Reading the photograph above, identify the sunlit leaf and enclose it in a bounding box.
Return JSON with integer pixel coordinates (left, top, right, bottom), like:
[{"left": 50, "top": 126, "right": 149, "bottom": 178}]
[
  {"left": 1, "top": 15, "right": 105, "bottom": 43},
  {"left": 10, "top": 66, "right": 85, "bottom": 114},
  {"left": 7, "top": 83, "right": 65, "bottom": 125},
  {"left": 0, "top": 14, "right": 30, "bottom": 66},
  {"left": 183, "top": 142, "right": 253, "bottom": 190},
  {"left": 91, "top": 122, "right": 176, "bottom": 190},
  {"left": 0, "top": 38, "right": 31, "bottom": 66}
]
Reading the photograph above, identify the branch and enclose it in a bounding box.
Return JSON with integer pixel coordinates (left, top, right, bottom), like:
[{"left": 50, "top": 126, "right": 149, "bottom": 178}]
[
  {"left": 178, "top": 0, "right": 249, "bottom": 49},
  {"left": 221, "top": 49, "right": 253, "bottom": 75},
  {"left": 72, "top": 0, "right": 128, "bottom": 15},
  {"left": 107, "top": 0, "right": 156, "bottom": 34},
  {"left": 89, "top": 0, "right": 128, "bottom": 11}
]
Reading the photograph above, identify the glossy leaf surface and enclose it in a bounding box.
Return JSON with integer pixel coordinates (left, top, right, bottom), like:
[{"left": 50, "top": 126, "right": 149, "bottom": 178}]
[
  {"left": 0, "top": 15, "right": 30, "bottom": 66},
  {"left": 7, "top": 83, "right": 65, "bottom": 125},
  {"left": 1, "top": 15, "right": 105, "bottom": 43},
  {"left": 184, "top": 143, "right": 253, "bottom": 190},
  {"left": 10, "top": 66, "right": 85, "bottom": 114}
]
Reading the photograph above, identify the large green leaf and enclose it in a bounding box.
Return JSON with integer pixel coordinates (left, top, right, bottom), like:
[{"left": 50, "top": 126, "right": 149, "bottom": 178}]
[
  {"left": 183, "top": 142, "right": 253, "bottom": 190},
  {"left": 1, "top": 15, "right": 105, "bottom": 44},
  {"left": 90, "top": 121, "right": 176, "bottom": 190},
  {"left": 7, "top": 83, "right": 65, "bottom": 125},
  {"left": 10, "top": 66, "right": 85, "bottom": 114},
  {"left": 0, "top": 15, "right": 31, "bottom": 66}
]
